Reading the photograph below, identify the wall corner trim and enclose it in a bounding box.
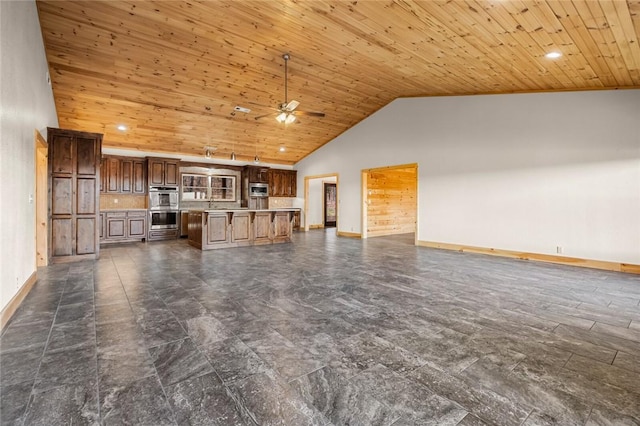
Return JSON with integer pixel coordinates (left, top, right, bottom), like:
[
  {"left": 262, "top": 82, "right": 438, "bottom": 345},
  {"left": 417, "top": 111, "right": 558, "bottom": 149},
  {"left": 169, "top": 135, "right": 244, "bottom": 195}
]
[
  {"left": 337, "top": 231, "right": 362, "bottom": 238},
  {"left": 416, "top": 241, "right": 640, "bottom": 275},
  {"left": 1, "top": 271, "right": 38, "bottom": 331}
]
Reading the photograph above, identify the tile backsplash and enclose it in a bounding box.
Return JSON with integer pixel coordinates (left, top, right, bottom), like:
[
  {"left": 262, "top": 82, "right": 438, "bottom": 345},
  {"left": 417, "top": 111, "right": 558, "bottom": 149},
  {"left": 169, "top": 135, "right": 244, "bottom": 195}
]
[
  {"left": 100, "top": 194, "right": 147, "bottom": 210},
  {"left": 269, "top": 197, "right": 295, "bottom": 208}
]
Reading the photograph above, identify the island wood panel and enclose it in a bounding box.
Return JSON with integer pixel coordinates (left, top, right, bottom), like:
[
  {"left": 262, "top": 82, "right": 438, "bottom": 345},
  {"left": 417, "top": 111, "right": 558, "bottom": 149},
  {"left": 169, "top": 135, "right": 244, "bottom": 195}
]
[
  {"left": 365, "top": 165, "right": 417, "bottom": 238},
  {"left": 253, "top": 212, "right": 273, "bottom": 245},
  {"left": 36, "top": 1, "right": 640, "bottom": 165},
  {"left": 273, "top": 212, "right": 293, "bottom": 243},
  {"left": 206, "top": 213, "right": 230, "bottom": 246},
  {"left": 231, "top": 212, "right": 251, "bottom": 244},
  {"left": 187, "top": 210, "right": 295, "bottom": 250}
]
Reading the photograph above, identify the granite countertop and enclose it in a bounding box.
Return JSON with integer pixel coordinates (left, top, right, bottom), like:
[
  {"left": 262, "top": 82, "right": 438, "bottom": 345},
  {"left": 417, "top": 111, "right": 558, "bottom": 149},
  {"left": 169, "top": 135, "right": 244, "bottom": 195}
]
[
  {"left": 101, "top": 208, "right": 148, "bottom": 212},
  {"left": 188, "top": 208, "right": 298, "bottom": 213}
]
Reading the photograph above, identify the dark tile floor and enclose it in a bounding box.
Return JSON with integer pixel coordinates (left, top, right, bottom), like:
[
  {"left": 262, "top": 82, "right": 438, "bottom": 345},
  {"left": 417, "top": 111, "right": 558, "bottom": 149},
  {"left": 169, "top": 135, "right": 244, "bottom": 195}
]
[{"left": 1, "top": 230, "right": 640, "bottom": 425}]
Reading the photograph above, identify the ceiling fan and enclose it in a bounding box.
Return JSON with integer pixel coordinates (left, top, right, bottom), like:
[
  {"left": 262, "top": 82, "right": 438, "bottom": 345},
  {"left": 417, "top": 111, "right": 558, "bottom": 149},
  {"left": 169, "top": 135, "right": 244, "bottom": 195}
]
[{"left": 254, "top": 53, "right": 325, "bottom": 124}]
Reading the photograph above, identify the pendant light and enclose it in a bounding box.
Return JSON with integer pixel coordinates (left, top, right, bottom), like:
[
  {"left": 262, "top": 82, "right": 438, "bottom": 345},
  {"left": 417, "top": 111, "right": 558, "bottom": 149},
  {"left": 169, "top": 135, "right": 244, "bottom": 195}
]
[
  {"left": 230, "top": 140, "right": 236, "bottom": 161},
  {"left": 254, "top": 141, "right": 260, "bottom": 163}
]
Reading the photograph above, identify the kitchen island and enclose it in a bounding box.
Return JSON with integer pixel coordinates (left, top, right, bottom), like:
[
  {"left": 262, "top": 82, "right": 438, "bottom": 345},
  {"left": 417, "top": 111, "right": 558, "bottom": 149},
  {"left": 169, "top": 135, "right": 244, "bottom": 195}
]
[{"left": 187, "top": 209, "right": 298, "bottom": 250}]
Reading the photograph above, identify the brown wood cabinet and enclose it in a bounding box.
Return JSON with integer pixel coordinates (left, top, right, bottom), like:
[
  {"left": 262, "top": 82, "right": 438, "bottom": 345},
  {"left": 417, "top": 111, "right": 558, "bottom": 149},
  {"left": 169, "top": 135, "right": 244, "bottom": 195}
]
[
  {"left": 100, "top": 210, "right": 147, "bottom": 243},
  {"left": 245, "top": 166, "right": 270, "bottom": 184},
  {"left": 268, "top": 169, "right": 297, "bottom": 197},
  {"left": 148, "top": 157, "right": 179, "bottom": 187},
  {"left": 187, "top": 209, "right": 294, "bottom": 250},
  {"left": 48, "top": 127, "right": 102, "bottom": 262},
  {"left": 101, "top": 156, "right": 147, "bottom": 194}
]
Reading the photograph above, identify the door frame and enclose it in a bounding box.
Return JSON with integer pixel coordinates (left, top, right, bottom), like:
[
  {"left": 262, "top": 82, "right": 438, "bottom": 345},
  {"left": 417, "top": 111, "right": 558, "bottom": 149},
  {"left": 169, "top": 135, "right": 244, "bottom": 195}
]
[
  {"left": 303, "top": 173, "right": 339, "bottom": 232},
  {"left": 323, "top": 182, "right": 337, "bottom": 227},
  {"left": 35, "top": 130, "right": 48, "bottom": 266},
  {"left": 361, "top": 163, "right": 418, "bottom": 242}
]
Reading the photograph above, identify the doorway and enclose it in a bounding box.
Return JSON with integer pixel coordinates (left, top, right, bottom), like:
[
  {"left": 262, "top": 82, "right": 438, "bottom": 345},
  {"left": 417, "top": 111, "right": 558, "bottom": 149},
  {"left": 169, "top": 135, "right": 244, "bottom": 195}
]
[
  {"left": 35, "top": 130, "right": 48, "bottom": 266},
  {"left": 324, "top": 183, "right": 337, "bottom": 227},
  {"left": 361, "top": 163, "right": 417, "bottom": 240},
  {"left": 303, "top": 173, "right": 339, "bottom": 232}
]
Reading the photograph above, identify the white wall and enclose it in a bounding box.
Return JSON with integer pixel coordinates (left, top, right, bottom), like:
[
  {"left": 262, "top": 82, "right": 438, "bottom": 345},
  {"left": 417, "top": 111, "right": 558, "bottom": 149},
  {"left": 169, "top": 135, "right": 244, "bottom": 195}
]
[
  {"left": 307, "top": 176, "right": 337, "bottom": 226},
  {"left": 0, "top": 1, "right": 58, "bottom": 311},
  {"left": 295, "top": 90, "right": 640, "bottom": 264}
]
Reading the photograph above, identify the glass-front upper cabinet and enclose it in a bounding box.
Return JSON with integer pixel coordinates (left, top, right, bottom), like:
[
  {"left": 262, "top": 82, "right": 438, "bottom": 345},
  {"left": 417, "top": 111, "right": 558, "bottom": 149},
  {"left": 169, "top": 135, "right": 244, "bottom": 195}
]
[
  {"left": 210, "top": 176, "right": 235, "bottom": 201},
  {"left": 181, "top": 174, "right": 236, "bottom": 202}
]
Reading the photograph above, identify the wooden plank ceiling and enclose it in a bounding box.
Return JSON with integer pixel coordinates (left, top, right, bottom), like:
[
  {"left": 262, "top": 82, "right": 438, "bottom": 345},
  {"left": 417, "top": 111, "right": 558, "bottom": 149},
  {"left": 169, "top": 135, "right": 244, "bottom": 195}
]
[{"left": 37, "top": 1, "right": 640, "bottom": 165}]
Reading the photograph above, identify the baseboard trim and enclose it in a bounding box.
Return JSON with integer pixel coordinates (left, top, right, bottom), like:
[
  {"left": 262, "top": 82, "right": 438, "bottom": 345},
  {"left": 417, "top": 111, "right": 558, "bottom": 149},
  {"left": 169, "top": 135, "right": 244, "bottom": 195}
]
[
  {"left": 416, "top": 241, "right": 640, "bottom": 275},
  {"left": 1, "top": 271, "right": 37, "bottom": 331},
  {"left": 337, "top": 231, "right": 362, "bottom": 238}
]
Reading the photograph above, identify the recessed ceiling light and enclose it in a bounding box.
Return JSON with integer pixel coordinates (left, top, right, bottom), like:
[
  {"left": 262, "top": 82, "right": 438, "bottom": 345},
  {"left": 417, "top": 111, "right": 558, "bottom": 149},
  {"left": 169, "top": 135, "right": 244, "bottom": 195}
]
[
  {"left": 116, "top": 124, "right": 127, "bottom": 131},
  {"left": 545, "top": 51, "right": 562, "bottom": 59},
  {"left": 279, "top": 147, "right": 286, "bottom": 152}
]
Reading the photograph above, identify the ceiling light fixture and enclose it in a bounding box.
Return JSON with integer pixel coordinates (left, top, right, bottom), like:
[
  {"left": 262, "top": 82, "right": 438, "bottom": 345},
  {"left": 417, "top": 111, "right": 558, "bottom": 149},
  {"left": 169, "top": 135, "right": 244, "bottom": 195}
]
[
  {"left": 254, "top": 142, "right": 260, "bottom": 163},
  {"left": 545, "top": 51, "right": 562, "bottom": 59},
  {"left": 116, "top": 124, "right": 127, "bottom": 131},
  {"left": 279, "top": 146, "right": 286, "bottom": 152},
  {"left": 275, "top": 112, "right": 296, "bottom": 124}
]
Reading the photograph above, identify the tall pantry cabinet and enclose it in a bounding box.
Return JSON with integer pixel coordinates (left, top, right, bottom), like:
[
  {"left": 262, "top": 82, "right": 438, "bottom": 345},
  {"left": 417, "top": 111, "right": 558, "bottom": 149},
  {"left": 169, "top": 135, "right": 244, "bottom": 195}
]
[{"left": 48, "top": 128, "right": 102, "bottom": 262}]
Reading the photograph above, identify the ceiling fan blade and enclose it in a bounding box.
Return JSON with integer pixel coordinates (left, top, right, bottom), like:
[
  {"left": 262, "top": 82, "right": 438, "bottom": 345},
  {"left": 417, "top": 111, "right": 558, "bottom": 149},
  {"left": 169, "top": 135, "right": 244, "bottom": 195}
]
[
  {"left": 254, "top": 112, "right": 277, "bottom": 120},
  {"left": 293, "top": 111, "right": 325, "bottom": 117},
  {"left": 285, "top": 100, "right": 300, "bottom": 111}
]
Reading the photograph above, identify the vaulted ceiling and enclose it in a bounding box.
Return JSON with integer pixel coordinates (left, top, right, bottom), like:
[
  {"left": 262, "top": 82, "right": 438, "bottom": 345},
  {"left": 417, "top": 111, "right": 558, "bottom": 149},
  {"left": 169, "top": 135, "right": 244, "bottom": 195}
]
[{"left": 37, "top": 1, "right": 640, "bottom": 165}]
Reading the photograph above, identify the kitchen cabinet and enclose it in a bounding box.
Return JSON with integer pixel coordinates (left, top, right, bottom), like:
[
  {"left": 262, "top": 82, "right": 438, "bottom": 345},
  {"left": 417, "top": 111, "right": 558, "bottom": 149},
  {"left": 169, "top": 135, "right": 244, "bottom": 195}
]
[
  {"left": 49, "top": 127, "right": 102, "bottom": 263},
  {"left": 293, "top": 210, "right": 300, "bottom": 231},
  {"left": 245, "top": 166, "right": 270, "bottom": 184},
  {"left": 101, "top": 210, "right": 147, "bottom": 243},
  {"left": 148, "top": 157, "right": 179, "bottom": 187},
  {"left": 268, "top": 169, "right": 297, "bottom": 197},
  {"left": 187, "top": 209, "right": 294, "bottom": 250},
  {"left": 100, "top": 156, "right": 147, "bottom": 194}
]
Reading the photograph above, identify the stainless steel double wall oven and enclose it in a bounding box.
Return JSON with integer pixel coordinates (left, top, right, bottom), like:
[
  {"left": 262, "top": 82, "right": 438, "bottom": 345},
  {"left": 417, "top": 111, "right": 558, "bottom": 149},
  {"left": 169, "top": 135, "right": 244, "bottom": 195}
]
[{"left": 149, "top": 186, "right": 179, "bottom": 232}]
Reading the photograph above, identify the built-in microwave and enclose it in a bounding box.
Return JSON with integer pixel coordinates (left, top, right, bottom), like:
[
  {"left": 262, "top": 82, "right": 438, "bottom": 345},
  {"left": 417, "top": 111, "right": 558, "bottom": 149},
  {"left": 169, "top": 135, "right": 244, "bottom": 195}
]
[
  {"left": 249, "top": 182, "right": 269, "bottom": 197},
  {"left": 149, "top": 187, "right": 179, "bottom": 210}
]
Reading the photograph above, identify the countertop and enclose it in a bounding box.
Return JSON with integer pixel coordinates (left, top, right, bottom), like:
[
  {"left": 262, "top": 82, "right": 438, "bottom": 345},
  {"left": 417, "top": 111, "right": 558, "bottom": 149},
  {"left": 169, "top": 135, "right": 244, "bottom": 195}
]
[
  {"left": 187, "top": 208, "right": 299, "bottom": 213},
  {"left": 101, "top": 208, "right": 148, "bottom": 212}
]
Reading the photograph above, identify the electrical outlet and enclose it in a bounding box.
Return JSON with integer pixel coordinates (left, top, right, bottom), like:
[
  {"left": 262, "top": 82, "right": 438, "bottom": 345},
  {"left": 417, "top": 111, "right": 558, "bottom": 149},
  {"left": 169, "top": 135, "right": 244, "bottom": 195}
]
[{"left": 556, "top": 246, "right": 563, "bottom": 254}]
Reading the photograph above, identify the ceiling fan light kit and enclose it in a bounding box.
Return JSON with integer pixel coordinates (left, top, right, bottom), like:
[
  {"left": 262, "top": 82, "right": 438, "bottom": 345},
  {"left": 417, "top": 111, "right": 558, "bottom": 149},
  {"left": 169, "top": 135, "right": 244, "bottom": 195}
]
[{"left": 254, "top": 53, "right": 325, "bottom": 123}]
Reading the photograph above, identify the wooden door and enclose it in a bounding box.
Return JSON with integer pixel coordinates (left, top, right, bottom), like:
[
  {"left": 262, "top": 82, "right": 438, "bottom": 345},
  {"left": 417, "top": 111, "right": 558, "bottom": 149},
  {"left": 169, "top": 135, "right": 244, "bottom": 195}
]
[
  {"left": 149, "top": 160, "right": 164, "bottom": 185},
  {"left": 49, "top": 128, "right": 102, "bottom": 261},
  {"left": 107, "top": 216, "right": 126, "bottom": 239},
  {"left": 121, "top": 159, "right": 133, "bottom": 193},
  {"left": 127, "top": 213, "right": 146, "bottom": 238},
  {"left": 132, "top": 160, "right": 146, "bottom": 193},
  {"left": 231, "top": 212, "right": 251, "bottom": 243},
  {"left": 105, "top": 157, "right": 120, "bottom": 192},
  {"left": 253, "top": 212, "right": 272, "bottom": 244},
  {"left": 273, "top": 212, "right": 292, "bottom": 242},
  {"left": 165, "top": 161, "right": 179, "bottom": 186},
  {"left": 206, "top": 213, "right": 229, "bottom": 245},
  {"left": 324, "top": 183, "right": 337, "bottom": 228}
]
